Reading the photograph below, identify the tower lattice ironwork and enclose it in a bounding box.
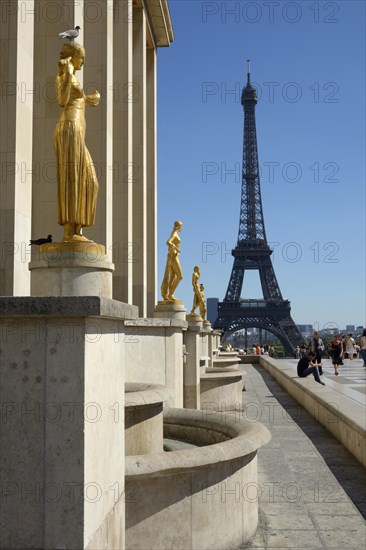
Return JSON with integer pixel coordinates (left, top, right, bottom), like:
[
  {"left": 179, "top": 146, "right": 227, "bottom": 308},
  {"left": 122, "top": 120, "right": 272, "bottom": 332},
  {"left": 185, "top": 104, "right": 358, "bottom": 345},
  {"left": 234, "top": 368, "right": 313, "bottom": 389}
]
[{"left": 213, "top": 61, "right": 302, "bottom": 355}]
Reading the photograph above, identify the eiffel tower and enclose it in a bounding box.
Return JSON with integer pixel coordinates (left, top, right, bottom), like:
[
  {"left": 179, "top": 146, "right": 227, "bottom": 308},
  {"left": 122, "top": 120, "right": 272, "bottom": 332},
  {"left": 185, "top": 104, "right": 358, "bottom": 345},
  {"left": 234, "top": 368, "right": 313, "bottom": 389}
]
[{"left": 213, "top": 61, "right": 302, "bottom": 355}]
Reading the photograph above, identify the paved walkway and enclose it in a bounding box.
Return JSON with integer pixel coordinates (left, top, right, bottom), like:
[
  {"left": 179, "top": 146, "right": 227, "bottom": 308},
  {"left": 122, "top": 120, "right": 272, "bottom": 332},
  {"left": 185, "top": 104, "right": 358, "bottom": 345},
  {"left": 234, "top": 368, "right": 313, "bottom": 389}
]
[{"left": 239, "top": 360, "right": 366, "bottom": 550}]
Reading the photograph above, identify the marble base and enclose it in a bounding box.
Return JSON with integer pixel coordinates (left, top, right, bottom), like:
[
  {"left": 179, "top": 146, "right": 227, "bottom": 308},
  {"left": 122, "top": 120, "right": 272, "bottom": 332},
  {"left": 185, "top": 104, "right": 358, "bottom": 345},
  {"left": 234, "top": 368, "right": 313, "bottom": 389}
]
[
  {"left": 186, "top": 313, "right": 203, "bottom": 328},
  {"left": 154, "top": 301, "right": 186, "bottom": 320},
  {"left": 29, "top": 242, "right": 114, "bottom": 298}
]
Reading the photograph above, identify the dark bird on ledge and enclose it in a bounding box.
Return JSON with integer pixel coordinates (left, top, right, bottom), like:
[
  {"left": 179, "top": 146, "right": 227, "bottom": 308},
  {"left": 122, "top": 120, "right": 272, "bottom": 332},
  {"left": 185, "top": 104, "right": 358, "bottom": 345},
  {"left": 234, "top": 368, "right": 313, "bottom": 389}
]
[
  {"left": 30, "top": 235, "right": 53, "bottom": 246},
  {"left": 58, "top": 26, "right": 80, "bottom": 41}
]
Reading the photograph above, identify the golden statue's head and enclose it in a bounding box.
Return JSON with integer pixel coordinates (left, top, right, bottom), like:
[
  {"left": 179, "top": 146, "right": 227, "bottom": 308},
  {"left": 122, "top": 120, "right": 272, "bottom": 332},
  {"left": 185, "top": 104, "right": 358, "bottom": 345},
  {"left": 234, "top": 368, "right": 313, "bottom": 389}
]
[
  {"left": 59, "top": 42, "right": 85, "bottom": 70},
  {"left": 173, "top": 220, "right": 183, "bottom": 231}
]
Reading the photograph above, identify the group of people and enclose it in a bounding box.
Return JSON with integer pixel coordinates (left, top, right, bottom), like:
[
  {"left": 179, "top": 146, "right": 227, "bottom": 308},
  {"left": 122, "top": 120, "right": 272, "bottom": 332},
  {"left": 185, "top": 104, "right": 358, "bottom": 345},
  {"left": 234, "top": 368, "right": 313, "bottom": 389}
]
[
  {"left": 220, "top": 343, "right": 275, "bottom": 357},
  {"left": 297, "top": 329, "right": 366, "bottom": 385},
  {"left": 251, "top": 343, "right": 275, "bottom": 357}
]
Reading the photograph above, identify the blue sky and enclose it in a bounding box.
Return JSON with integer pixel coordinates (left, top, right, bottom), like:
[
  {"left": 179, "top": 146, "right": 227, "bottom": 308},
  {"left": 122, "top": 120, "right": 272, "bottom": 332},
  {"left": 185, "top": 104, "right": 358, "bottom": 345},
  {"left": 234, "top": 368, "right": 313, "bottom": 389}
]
[{"left": 156, "top": 0, "right": 365, "bottom": 330}]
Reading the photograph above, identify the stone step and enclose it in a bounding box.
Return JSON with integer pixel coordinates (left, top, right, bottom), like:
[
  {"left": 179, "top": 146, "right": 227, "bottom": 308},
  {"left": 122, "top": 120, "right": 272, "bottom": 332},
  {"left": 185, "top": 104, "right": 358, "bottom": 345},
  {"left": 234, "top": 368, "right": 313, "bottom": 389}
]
[{"left": 206, "top": 366, "right": 240, "bottom": 373}]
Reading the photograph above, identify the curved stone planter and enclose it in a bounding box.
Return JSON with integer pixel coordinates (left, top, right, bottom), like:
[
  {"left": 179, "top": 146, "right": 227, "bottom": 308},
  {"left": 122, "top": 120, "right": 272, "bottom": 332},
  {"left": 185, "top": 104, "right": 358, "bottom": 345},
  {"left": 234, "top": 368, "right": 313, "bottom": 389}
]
[
  {"left": 200, "top": 371, "right": 244, "bottom": 411},
  {"left": 125, "top": 383, "right": 172, "bottom": 456},
  {"left": 125, "top": 408, "right": 271, "bottom": 550}
]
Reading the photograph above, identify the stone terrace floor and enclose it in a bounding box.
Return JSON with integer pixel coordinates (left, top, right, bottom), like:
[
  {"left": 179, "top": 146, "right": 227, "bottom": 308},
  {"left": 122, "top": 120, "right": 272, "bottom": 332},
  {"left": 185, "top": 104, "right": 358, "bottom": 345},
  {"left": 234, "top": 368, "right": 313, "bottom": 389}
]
[{"left": 239, "top": 359, "right": 366, "bottom": 549}]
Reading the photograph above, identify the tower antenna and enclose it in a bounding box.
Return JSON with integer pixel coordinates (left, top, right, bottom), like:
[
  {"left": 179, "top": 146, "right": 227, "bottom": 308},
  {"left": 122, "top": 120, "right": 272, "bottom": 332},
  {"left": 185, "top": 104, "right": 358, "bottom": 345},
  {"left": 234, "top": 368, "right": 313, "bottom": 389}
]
[{"left": 247, "top": 59, "right": 251, "bottom": 83}]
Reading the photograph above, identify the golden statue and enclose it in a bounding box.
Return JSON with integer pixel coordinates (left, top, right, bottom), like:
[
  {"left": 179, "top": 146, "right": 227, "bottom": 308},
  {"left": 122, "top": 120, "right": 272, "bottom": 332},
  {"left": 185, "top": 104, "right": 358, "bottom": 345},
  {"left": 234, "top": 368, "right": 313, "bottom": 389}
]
[
  {"left": 189, "top": 266, "right": 207, "bottom": 320},
  {"left": 161, "top": 221, "right": 183, "bottom": 302},
  {"left": 199, "top": 284, "right": 207, "bottom": 321},
  {"left": 190, "top": 266, "right": 201, "bottom": 314},
  {"left": 54, "top": 42, "right": 100, "bottom": 242}
]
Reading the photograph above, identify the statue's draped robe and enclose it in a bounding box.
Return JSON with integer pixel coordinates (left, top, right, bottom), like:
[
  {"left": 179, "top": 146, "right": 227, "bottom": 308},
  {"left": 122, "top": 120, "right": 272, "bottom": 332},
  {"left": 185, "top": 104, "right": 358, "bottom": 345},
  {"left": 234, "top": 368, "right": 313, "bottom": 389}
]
[{"left": 54, "top": 72, "right": 98, "bottom": 226}]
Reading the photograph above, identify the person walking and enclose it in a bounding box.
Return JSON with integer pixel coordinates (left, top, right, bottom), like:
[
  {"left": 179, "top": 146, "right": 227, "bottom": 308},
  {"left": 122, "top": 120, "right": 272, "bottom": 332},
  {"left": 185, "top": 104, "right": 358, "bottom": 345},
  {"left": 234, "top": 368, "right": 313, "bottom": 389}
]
[
  {"left": 329, "top": 334, "right": 343, "bottom": 375},
  {"left": 345, "top": 333, "right": 355, "bottom": 361},
  {"left": 297, "top": 351, "right": 325, "bottom": 385},
  {"left": 311, "top": 331, "right": 325, "bottom": 375},
  {"left": 360, "top": 329, "right": 366, "bottom": 367}
]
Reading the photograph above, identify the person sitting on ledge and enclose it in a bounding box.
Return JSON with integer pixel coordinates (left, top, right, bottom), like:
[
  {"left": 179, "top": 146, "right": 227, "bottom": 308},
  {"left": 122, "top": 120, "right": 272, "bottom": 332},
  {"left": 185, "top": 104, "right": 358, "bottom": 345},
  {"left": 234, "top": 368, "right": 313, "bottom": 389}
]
[{"left": 297, "top": 351, "right": 325, "bottom": 385}]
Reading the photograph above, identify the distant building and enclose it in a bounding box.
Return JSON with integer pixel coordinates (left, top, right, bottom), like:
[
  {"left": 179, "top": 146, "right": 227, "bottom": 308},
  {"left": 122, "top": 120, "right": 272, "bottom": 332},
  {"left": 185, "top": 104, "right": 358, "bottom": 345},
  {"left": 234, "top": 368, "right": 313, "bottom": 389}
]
[
  {"left": 346, "top": 325, "right": 355, "bottom": 333},
  {"left": 297, "top": 324, "right": 314, "bottom": 337},
  {"left": 207, "top": 298, "right": 219, "bottom": 324}
]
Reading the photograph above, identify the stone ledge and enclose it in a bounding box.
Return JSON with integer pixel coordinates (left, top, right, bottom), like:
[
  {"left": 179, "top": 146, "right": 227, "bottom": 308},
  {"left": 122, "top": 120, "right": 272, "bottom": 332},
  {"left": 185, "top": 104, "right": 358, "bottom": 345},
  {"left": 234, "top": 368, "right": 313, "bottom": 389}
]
[
  {"left": 201, "top": 371, "right": 243, "bottom": 380},
  {"left": 125, "top": 383, "right": 172, "bottom": 407},
  {"left": 239, "top": 355, "right": 260, "bottom": 364},
  {"left": 259, "top": 356, "right": 366, "bottom": 467},
  {"left": 213, "top": 357, "right": 241, "bottom": 364},
  {"left": 0, "top": 296, "right": 138, "bottom": 320},
  {"left": 124, "top": 317, "right": 188, "bottom": 328},
  {"left": 205, "top": 367, "right": 241, "bottom": 375}
]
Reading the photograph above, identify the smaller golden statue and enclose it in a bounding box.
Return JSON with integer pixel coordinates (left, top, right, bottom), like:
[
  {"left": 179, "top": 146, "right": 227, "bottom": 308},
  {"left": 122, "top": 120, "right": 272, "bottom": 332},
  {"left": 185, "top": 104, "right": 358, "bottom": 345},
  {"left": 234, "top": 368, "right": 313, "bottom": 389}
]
[
  {"left": 189, "top": 266, "right": 207, "bottom": 321},
  {"left": 190, "top": 266, "right": 201, "bottom": 314},
  {"left": 161, "top": 221, "right": 183, "bottom": 302},
  {"left": 198, "top": 284, "right": 207, "bottom": 321}
]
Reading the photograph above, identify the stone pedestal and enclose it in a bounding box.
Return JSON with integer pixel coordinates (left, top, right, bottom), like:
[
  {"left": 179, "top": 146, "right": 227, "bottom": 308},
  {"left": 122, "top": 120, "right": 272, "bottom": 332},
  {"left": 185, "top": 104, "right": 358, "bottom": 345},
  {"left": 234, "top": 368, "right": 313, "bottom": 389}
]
[
  {"left": 199, "top": 322, "right": 212, "bottom": 371},
  {"left": 183, "top": 315, "right": 203, "bottom": 409},
  {"left": 185, "top": 313, "right": 202, "bottom": 326},
  {"left": 29, "top": 242, "right": 114, "bottom": 298},
  {"left": 0, "top": 296, "right": 137, "bottom": 550},
  {"left": 124, "top": 318, "right": 186, "bottom": 408},
  {"left": 207, "top": 327, "right": 215, "bottom": 365},
  {"left": 213, "top": 330, "right": 221, "bottom": 351},
  {"left": 154, "top": 301, "right": 186, "bottom": 320}
]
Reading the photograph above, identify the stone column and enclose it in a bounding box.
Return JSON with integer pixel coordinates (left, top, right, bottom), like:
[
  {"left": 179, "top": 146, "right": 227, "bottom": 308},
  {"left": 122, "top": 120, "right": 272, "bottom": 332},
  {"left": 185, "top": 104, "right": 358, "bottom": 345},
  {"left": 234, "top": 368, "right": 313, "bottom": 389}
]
[
  {"left": 132, "top": 6, "right": 147, "bottom": 316},
  {"left": 207, "top": 329, "right": 215, "bottom": 367},
  {"left": 213, "top": 330, "right": 221, "bottom": 351},
  {"left": 0, "top": 0, "right": 34, "bottom": 296},
  {"left": 112, "top": 0, "right": 133, "bottom": 305},
  {"left": 146, "top": 47, "right": 157, "bottom": 316},
  {"left": 165, "top": 327, "right": 184, "bottom": 407},
  {"left": 183, "top": 315, "right": 203, "bottom": 409},
  {"left": 0, "top": 297, "right": 137, "bottom": 549},
  {"left": 83, "top": 0, "right": 114, "bottom": 256}
]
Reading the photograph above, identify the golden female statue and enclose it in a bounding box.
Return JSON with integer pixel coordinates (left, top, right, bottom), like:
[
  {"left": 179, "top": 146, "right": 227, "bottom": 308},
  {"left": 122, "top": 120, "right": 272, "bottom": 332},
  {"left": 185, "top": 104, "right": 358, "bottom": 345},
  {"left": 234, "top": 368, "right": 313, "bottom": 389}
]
[
  {"left": 189, "top": 265, "right": 207, "bottom": 320},
  {"left": 190, "top": 266, "right": 201, "bottom": 314},
  {"left": 161, "top": 221, "right": 183, "bottom": 302},
  {"left": 198, "top": 284, "right": 207, "bottom": 321},
  {"left": 54, "top": 42, "right": 100, "bottom": 242}
]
